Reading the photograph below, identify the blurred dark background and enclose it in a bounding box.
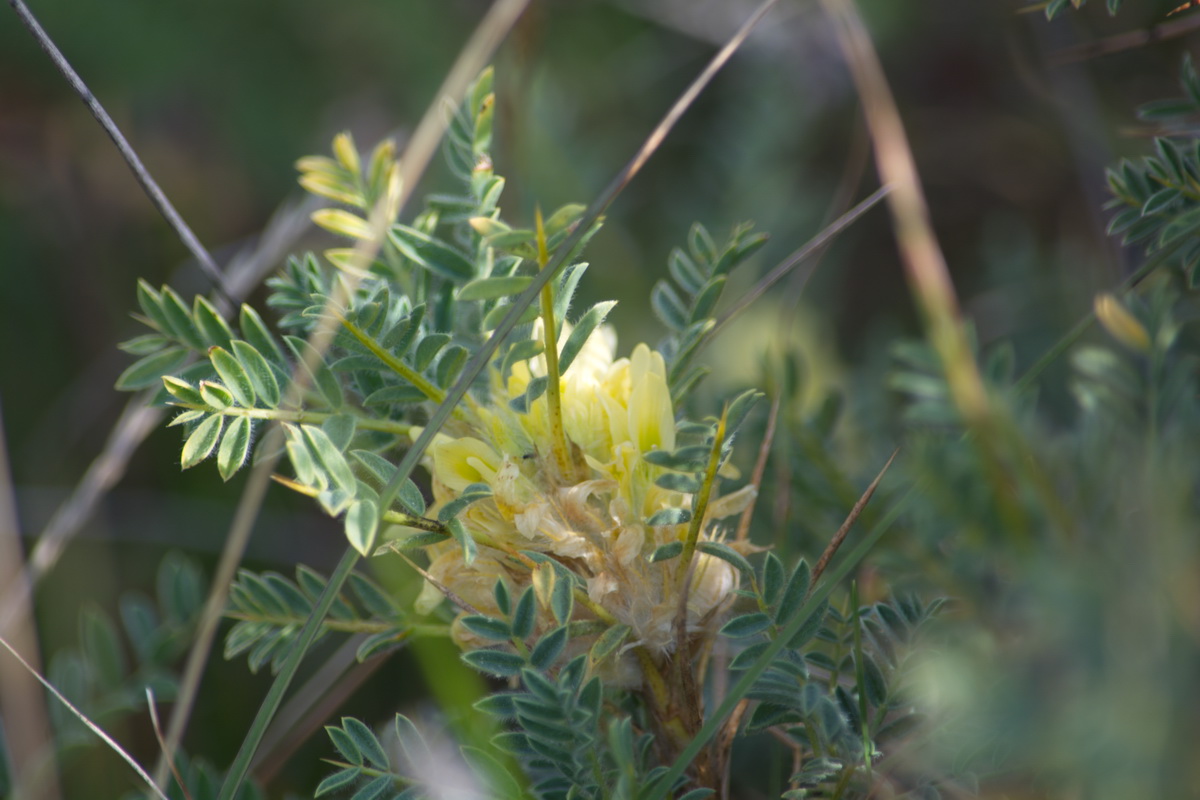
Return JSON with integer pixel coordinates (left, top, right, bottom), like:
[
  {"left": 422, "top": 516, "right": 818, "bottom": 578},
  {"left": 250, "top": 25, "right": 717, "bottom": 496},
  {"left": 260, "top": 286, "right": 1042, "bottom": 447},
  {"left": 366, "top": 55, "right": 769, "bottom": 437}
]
[{"left": 1, "top": 0, "right": 1197, "bottom": 795}]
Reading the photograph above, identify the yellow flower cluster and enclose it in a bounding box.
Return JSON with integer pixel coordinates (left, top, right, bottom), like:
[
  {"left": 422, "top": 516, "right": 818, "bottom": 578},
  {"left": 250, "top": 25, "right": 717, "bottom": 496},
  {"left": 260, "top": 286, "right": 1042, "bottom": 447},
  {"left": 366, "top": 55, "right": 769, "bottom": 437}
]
[{"left": 409, "top": 326, "right": 754, "bottom": 684}]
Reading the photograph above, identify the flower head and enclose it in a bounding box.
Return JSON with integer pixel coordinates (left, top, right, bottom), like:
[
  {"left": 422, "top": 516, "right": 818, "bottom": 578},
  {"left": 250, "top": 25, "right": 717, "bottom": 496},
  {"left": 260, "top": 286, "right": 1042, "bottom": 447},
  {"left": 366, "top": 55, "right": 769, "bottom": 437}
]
[{"left": 410, "top": 325, "right": 754, "bottom": 684}]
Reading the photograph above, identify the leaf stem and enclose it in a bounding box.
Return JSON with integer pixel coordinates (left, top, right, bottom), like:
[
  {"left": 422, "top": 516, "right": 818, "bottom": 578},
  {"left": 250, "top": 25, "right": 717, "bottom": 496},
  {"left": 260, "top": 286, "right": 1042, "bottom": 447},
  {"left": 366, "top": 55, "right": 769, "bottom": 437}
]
[
  {"left": 676, "top": 408, "right": 727, "bottom": 591},
  {"left": 172, "top": 403, "right": 411, "bottom": 437},
  {"left": 223, "top": 613, "right": 448, "bottom": 639},
  {"left": 535, "top": 208, "right": 575, "bottom": 482},
  {"left": 338, "top": 317, "right": 480, "bottom": 424}
]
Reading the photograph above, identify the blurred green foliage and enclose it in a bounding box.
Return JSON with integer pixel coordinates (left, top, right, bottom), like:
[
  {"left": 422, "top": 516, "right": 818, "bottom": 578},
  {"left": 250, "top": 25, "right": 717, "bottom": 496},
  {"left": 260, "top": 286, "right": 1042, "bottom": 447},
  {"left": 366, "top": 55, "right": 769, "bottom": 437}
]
[{"left": 5, "top": 1, "right": 1200, "bottom": 798}]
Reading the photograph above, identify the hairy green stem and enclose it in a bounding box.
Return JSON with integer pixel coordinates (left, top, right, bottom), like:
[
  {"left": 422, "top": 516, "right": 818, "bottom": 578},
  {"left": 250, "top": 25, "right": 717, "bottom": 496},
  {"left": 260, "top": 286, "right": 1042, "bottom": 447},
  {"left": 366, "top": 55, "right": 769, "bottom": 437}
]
[
  {"left": 643, "top": 488, "right": 913, "bottom": 800},
  {"left": 223, "top": 614, "right": 448, "bottom": 639},
  {"left": 173, "top": 403, "right": 412, "bottom": 436},
  {"left": 339, "top": 316, "right": 479, "bottom": 423}
]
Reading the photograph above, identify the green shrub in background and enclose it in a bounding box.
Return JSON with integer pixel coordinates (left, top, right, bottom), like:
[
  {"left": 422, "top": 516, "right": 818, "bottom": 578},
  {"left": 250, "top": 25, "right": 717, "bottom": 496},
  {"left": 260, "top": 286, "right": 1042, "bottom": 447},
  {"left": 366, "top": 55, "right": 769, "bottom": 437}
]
[{"left": 4, "top": 1, "right": 1200, "bottom": 799}]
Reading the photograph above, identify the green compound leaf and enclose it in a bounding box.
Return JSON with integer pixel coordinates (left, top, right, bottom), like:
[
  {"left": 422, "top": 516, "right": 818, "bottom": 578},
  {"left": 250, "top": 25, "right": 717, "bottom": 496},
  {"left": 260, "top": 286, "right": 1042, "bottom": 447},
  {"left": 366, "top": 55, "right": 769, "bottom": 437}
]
[
  {"left": 209, "top": 346, "right": 256, "bottom": 407},
  {"left": 696, "top": 541, "right": 754, "bottom": 576},
  {"left": 511, "top": 587, "right": 536, "bottom": 640},
  {"left": 588, "top": 623, "right": 631, "bottom": 670},
  {"left": 136, "top": 279, "right": 172, "bottom": 335},
  {"left": 315, "top": 768, "right": 360, "bottom": 797},
  {"left": 720, "top": 612, "right": 772, "bottom": 639},
  {"left": 232, "top": 340, "right": 281, "bottom": 408},
  {"left": 341, "top": 717, "right": 389, "bottom": 770},
  {"left": 550, "top": 572, "right": 573, "bottom": 625},
  {"left": 159, "top": 285, "right": 205, "bottom": 349},
  {"left": 117, "top": 333, "right": 170, "bottom": 356},
  {"left": 461, "top": 745, "right": 525, "bottom": 800},
  {"left": 162, "top": 375, "right": 204, "bottom": 405},
  {"left": 182, "top": 415, "right": 223, "bottom": 469},
  {"left": 390, "top": 224, "right": 475, "bottom": 281},
  {"left": 322, "top": 414, "right": 357, "bottom": 452},
  {"left": 347, "top": 775, "right": 391, "bottom": 800},
  {"left": 654, "top": 472, "right": 702, "bottom": 493},
  {"left": 458, "top": 275, "right": 533, "bottom": 301},
  {"left": 762, "top": 552, "right": 785, "bottom": 607},
  {"left": 413, "top": 333, "right": 450, "bottom": 372},
  {"left": 285, "top": 336, "right": 344, "bottom": 410},
  {"left": 116, "top": 346, "right": 189, "bottom": 391},
  {"left": 646, "top": 508, "right": 691, "bottom": 527},
  {"left": 558, "top": 300, "right": 616, "bottom": 375},
  {"left": 530, "top": 625, "right": 568, "bottom": 670},
  {"left": 239, "top": 304, "right": 287, "bottom": 367},
  {"left": 325, "top": 724, "right": 362, "bottom": 765},
  {"left": 649, "top": 541, "right": 684, "bottom": 563},
  {"left": 447, "top": 518, "right": 477, "bottom": 565},
  {"left": 301, "top": 424, "right": 357, "bottom": 495},
  {"left": 776, "top": 560, "right": 811, "bottom": 624},
  {"left": 689, "top": 276, "right": 726, "bottom": 322},
  {"left": 463, "top": 648, "right": 526, "bottom": 677},
  {"left": 193, "top": 295, "right": 235, "bottom": 349},
  {"left": 199, "top": 380, "right": 234, "bottom": 411},
  {"left": 460, "top": 615, "right": 512, "bottom": 641},
  {"left": 860, "top": 651, "right": 888, "bottom": 707},
  {"left": 651, "top": 281, "right": 689, "bottom": 331},
  {"left": 345, "top": 499, "right": 379, "bottom": 556},
  {"left": 217, "top": 416, "right": 252, "bottom": 481}
]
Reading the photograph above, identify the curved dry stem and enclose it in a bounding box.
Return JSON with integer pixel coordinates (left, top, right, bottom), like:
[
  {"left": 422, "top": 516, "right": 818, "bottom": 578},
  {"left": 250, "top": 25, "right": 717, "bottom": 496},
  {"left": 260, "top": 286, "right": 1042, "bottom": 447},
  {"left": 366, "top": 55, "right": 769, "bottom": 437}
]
[{"left": 819, "top": 0, "right": 990, "bottom": 425}]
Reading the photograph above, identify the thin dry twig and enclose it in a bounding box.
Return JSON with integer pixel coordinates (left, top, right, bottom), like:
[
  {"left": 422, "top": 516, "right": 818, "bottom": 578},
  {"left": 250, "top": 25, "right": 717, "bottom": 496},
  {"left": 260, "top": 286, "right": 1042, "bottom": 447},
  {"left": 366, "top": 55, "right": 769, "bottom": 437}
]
[
  {"left": 811, "top": 448, "right": 897, "bottom": 587},
  {"left": 396, "top": 552, "right": 484, "bottom": 616},
  {"left": 1053, "top": 12, "right": 1200, "bottom": 63},
  {"left": 0, "top": 633, "right": 170, "bottom": 800},
  {"left": 706, "top": 185, "right": 890, "bottom": 345},
  {"left": 0, "top": 399, "right": 61, "bottom": 800},
  {"left": 145, "top": 689, "right": 191, "bottom": 800},
  {"left": 734, "top": 392, "right": 781, "bottom": 543},
  {"left": 5, "top": 0, "right": 231, "bottom": 305},
  {"left": 819, "top": 0, "right": 989, "bottom": 425}
]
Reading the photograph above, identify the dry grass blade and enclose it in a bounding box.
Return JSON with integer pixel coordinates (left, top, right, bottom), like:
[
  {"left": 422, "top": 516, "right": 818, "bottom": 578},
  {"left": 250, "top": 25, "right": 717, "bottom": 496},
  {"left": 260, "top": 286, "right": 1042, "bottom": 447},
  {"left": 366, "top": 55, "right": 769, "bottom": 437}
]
[
  {"left": 145, "top": 688, "right": 191, "bottom": 800},
  {"left": 811, "top": 448, "right": 897, "bottom": 586},
  {"left": 819, "top": 0, "right": 989, "bottom": 425},
  {"left": 157, "top": 1, "right": 534, "bottom": 790},
  {"left": 0, "top": 633, "right": 169, "bottom": 800},
  {"left": 5, "top": 0, "right": 231, "bottom": 304}
]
